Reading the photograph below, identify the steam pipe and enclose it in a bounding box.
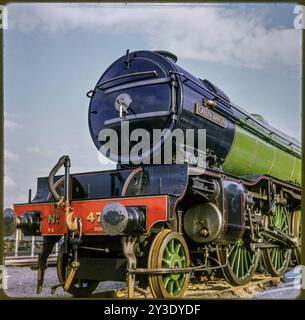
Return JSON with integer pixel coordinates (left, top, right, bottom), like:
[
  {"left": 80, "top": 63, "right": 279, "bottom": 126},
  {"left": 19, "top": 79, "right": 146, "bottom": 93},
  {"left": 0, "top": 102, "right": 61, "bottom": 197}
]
[
  {"left": 48, "top": 155, "right": 70, "bottom": 202},
  {"left": 48, "top": 155, "right": 78, "bottom": 232}
]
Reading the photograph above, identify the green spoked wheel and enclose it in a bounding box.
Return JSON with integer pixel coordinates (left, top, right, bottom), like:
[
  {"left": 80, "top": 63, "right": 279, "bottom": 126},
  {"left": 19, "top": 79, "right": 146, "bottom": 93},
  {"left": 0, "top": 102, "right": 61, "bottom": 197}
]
[
  {"left": 262, "top": 204, "right": 291, "bottom": 276},
  {"left": 148, "top": 229, "right": 190, "bottom": 298},
  {"left": 217, "top": 239, "right": 260, "bottom": 286},
  {"left": 292, "top": 209, "right": 301, "bottom": 265}
]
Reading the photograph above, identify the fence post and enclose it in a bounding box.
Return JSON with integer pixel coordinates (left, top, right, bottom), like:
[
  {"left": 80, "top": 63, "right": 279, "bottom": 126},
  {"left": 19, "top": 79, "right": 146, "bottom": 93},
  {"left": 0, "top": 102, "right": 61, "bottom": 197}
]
[
  {"left": 31, "top": 236, "right": 35, "bottom": 257},
  {"left": 14, "top": 230, "right": 19, "bottom": 257}
]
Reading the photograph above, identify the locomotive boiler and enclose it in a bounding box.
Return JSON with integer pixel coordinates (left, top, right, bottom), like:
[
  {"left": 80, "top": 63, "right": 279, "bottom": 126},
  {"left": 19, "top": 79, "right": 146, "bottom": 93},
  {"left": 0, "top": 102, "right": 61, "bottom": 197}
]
[{"left": 3, "top": 50, "right": 302, "bottom": 298}]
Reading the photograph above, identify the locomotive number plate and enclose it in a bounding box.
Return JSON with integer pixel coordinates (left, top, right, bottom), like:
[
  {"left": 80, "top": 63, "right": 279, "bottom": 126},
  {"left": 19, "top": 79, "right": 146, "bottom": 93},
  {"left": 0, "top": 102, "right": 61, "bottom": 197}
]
[{"left": 194, "top": 102, "right": 227, "bottom": 128}]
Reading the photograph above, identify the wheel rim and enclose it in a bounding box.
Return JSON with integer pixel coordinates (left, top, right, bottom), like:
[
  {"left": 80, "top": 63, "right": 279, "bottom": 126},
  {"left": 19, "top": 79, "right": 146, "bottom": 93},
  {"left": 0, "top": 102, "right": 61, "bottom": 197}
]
[
  {"left": 148, "top": 230, "right": 190, "bottom": 298},
  {"left": 293, "top": 210, "right": 301, "bottom": 244},
  {"left": 292, "top": 209, "right": 301, "bottom": 264},
  {"left": 264, "top": 205, "right": 290, "bottom": 274}
]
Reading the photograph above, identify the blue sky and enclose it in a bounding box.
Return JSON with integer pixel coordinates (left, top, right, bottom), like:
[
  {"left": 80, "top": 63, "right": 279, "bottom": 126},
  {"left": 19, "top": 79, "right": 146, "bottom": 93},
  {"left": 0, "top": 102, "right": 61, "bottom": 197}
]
[{"left": 3, "top": 3, "right": 302, "bottom": 207}]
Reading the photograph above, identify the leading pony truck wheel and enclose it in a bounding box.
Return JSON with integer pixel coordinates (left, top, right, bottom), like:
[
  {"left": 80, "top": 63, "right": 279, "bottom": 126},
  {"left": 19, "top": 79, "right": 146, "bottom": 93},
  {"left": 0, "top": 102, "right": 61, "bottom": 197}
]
[
  {"left": 148, "top": 229, "right": 190, "bottom": 298},
  {"left": 57, "top": 241, "right": 99, "bottom": 297}
]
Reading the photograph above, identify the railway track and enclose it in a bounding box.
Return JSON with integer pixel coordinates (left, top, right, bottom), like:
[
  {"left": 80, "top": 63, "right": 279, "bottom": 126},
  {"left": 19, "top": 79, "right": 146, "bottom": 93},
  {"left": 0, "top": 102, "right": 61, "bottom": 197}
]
[
  {"left": 4, "top": 258, "right": 283, "bottom": 299},
  {"left": 4, "top": 255, "right": 57, "bottom": 267},
  {"left": 101, "top": 274, "right": 283, "bottom": 299},
  {"left": 187, "top": 275, "right": 282, "bottom": 299}
]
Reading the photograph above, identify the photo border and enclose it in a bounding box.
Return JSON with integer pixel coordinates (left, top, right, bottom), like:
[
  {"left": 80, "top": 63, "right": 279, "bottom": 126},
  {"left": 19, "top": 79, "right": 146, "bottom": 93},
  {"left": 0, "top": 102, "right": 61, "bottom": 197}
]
[{"left": 0, "top": 0, "right": 304, "bottom": 301}]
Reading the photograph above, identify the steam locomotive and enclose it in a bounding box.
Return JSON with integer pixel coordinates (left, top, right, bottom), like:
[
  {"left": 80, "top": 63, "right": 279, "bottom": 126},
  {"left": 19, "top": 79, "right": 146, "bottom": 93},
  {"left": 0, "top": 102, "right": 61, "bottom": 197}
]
[{"left": 3, "top": 50, "right": 301, "bottom": 298}]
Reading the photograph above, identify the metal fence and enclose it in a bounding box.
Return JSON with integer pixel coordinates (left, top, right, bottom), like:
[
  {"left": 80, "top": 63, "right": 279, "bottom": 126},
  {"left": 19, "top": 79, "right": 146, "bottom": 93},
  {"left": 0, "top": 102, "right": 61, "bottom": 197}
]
[{"left": 4, "top": 231, "right": 59, "bottom": 258}]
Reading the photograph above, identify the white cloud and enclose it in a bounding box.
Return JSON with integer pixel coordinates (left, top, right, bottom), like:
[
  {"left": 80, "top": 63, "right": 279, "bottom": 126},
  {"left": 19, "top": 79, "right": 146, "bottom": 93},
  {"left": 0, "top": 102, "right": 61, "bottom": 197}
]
[
  {"left": 4, "top": 175, "right": 16, "bottom": 189},
  {"left": 26, "top": 146, "right": 64, "bottom": 157},
  {"left": 26, "top": 146, "right": 43, "bottom": 155},
  {"left": 4, "top": 112, "right": 21, "bottom": 130},
  {"left": 4, "top": 149, "right": 19, "bottom": 163},
  {"left": 8, "top": 3, "right": 302, "bottom": 69},
  {"left": 4, "top": 118, "right": 20, "bottom": 130},
  {"left": 26, "top": 145, "right": 77, "bottom": 158}
]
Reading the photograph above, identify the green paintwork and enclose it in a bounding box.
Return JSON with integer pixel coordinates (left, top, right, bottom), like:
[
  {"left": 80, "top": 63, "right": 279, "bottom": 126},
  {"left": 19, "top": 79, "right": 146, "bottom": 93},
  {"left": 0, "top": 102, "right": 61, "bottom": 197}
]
[
  {"left": 162, "top": 238, "right": 186, "bottom": 296},
  {"left": 228, "top": 240, "right": 256, "bottom": 279},
  {"left": 267, "top": 205, "right": 290, "bottom": 272},
  {"left": 223, "top": 125, "right": 301, "bottom": 184}
]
